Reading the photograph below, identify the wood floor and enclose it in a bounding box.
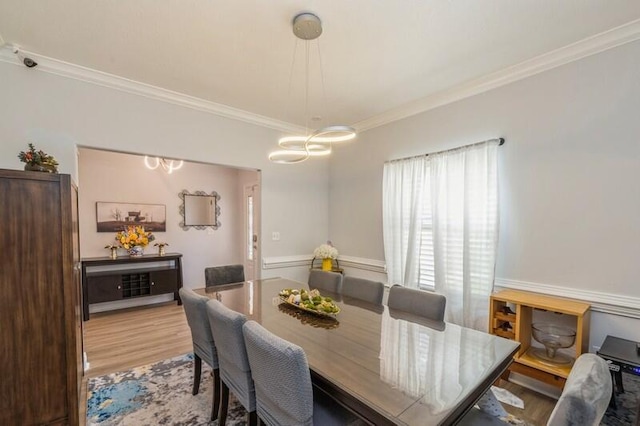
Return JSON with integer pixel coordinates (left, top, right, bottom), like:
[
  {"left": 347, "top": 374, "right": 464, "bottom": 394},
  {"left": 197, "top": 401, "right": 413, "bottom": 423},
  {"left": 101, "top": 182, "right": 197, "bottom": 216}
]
[{"left": 82, "top": 302, "right": 556, "bottom": 425}]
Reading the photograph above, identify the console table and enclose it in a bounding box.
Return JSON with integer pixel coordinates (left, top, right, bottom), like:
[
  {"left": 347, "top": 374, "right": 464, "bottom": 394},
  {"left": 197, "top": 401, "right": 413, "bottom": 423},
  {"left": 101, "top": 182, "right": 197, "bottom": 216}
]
[{"left": 82, "top": 253, "right": 183, "bottom": 321}]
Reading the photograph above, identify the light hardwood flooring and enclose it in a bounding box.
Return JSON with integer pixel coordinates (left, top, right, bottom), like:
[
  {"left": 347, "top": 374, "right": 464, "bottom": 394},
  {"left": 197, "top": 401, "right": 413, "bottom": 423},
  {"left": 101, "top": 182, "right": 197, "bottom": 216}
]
[{"left": 81, "top": 302, "right": 556, "bottom": 425}]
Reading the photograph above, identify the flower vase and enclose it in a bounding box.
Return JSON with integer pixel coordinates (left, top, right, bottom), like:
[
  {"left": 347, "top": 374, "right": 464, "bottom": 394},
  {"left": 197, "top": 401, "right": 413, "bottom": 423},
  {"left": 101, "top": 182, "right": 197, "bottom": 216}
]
[
  {"left": 322, "top": 258, "right": 332, "bottom": 271},
  {"left": 128, "top": 246, "right": 144, "bottom": 257},
  {"left": 109, "top": 247, "right": 118, "bottom": 259},
  {"left": 158, "top": 246, "right": 166, "bottom": 256},
  {"left": 24, "top": 163, "right": 57, "bottom": 173}
]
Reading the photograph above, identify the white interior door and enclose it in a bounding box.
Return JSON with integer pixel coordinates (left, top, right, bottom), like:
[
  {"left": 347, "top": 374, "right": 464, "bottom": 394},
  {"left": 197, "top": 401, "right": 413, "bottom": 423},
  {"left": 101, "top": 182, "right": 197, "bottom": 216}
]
[{"left": 243, "top": 183, "right": 259, "bottom": 281}]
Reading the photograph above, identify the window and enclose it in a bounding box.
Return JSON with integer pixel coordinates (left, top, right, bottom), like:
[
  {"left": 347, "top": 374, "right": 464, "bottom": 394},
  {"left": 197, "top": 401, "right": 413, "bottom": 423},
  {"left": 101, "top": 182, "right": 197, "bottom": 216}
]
[{"left": 383, "top": 139, "right": 500, "bottom": 329}]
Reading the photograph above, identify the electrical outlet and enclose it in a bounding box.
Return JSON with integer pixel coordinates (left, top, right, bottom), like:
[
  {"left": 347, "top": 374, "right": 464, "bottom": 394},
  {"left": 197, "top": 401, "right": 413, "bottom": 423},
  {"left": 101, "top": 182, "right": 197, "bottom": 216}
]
[
  {"left": 592, "top": 345, "right": 600, "bottom": 353},
  {"left": 272, "top": 231, "right": 280, "bottom": 241}
]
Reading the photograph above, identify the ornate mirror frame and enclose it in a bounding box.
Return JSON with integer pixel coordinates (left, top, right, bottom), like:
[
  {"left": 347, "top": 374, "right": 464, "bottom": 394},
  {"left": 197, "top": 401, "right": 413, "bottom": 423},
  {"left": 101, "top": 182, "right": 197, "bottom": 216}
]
[{"left": 178, "top": 189, "right": 221, "bottom": 230}]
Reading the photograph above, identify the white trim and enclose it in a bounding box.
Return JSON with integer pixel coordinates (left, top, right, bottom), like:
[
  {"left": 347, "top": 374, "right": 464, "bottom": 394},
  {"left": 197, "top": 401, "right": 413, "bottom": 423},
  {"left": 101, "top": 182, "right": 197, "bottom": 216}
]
[
  {"left": 354, "top": 19, "right": 640, "bottom": 132},
  {"left": 262, "top": 254, "right": 386, "bottom": 274},
  {"left": 0, "top": 45, "right": 305, "bottom": 134},
  {"left": 262, "top": 255, "right": 310, "bottom": 270},
  {"left": 338, "top": 255, "right": 387, "bottom": 274},
  {"left": 494, "top": 278, "right": 640, "bottom": 319},
  {"left": 2, "top": 20, "right": 640, "bottom": 134}
]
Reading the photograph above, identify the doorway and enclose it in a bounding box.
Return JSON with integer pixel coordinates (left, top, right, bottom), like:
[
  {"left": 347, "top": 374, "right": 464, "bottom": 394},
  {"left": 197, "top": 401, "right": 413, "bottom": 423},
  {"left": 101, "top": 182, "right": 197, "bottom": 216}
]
[{"left": 243, "top": 183, "right": 260, "bottom": 281}]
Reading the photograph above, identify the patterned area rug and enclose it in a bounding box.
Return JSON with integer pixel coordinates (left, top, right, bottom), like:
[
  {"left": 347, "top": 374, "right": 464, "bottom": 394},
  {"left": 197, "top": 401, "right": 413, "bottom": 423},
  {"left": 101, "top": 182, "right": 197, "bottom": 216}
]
[
  {"left": 602, "top": 373, "right": 640, "bottom": 425},
  {"left": 87, "top": 354, "right": 248, "bottom": 425}
]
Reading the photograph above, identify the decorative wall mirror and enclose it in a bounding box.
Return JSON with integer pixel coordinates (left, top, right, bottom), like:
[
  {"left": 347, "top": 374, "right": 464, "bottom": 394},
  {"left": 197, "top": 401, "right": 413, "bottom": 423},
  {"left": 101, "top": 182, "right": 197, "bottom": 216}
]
[{"left": 179, "top": 190, "right": 221, "bottom": 230}]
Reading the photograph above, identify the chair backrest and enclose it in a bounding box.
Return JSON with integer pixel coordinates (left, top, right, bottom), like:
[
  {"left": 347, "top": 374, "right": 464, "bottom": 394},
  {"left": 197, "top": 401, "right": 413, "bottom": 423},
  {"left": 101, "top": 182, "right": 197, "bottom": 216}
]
[
  {"left": 179, "top": 287, "right": 218, "bottom": 368},
  {"left": 205, "top": 264, "right": 245, "bottom": 287},
  {"left": 547, "top": 353, "right": 612, "bottom": 426},
  {"left": 342, "top": 276, "right": 384, "bottom": 305},
  {"left": 387, "top": 285, "right": 446, "bottom": 322},
  {"left": 206, "top": 299, "right": 255, "bottom": 411},
  {"left": 308, "top": 270, "right": 343, "bottom": 294},
  {"left": 243, "top": 321, "right": 314, "bottom": 426}
]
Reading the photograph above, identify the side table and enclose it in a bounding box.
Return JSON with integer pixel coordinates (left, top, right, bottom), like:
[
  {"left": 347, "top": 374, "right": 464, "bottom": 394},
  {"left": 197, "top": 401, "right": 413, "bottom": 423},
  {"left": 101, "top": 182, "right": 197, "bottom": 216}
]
[{"left": 597, "top": 335, "right": 640, "bottom": 424}]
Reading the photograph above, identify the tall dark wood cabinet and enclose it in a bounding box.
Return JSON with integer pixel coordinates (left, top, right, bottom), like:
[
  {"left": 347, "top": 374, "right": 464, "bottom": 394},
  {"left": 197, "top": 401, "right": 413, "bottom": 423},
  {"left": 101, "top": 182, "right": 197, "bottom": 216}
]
[{"left": 0, "top": 169, "right": 83, "bottom": 425}]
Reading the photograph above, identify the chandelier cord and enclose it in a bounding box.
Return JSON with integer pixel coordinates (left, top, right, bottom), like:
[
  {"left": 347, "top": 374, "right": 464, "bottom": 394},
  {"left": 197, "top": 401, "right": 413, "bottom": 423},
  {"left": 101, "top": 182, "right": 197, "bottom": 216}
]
[
  {"left": 282, "top": 39, "right": 299, "bottom": 126},
  {"left": 317, "top": 39, "right": 329, "bottom": 132},
  {"left": 304, "top": 38, "right": 311, "bottom": 135}
]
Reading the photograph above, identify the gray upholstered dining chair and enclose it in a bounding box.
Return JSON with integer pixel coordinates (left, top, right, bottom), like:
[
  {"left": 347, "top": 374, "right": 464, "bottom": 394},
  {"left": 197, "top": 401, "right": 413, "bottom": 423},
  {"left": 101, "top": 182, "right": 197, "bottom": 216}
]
[
  {"left": 178, "top": 288, "right": 221, "bottom": 421},
  {"left": 205, "top": 300, "right": 256, "bottom": 426},
  {"left": 546, "top": 353, "right": 612, "bottom": 426},
  {"left": 205, "top": 264, "right": 245, "bottom": 287},
  {"left": 242, "top": 320, "right": 359, "bottom": 426},
  {"left": 308, "top": 269, "right": 343, "bottom": 293},
  {"left": 458, "top": 353, "right": 612, "bottom": 426},
  {"left": 387, "top": 284, "right": 446, "bottom": 322},
  {"left": 341, "top": 276, "right": 384, "bottom": 305}
]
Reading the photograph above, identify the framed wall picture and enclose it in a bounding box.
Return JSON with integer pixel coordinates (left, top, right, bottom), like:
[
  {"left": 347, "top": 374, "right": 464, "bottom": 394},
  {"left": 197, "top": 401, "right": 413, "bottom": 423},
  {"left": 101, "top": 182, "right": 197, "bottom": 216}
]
[{"left": 96, "top": 202, "right": 166, "bottom": 232}]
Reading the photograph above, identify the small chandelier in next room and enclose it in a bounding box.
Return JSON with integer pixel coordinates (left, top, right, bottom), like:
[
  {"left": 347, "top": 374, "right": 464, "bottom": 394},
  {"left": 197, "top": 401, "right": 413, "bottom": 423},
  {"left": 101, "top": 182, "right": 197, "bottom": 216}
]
[{"left": 268, "top": 12, "right": 356, "bottom": 164}]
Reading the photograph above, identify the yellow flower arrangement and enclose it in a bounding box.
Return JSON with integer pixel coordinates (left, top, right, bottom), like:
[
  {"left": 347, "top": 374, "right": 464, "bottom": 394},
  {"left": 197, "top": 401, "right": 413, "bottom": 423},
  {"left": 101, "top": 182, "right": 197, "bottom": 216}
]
[{"left": 115, "top": 225, "right": 155, "bottom": 249}]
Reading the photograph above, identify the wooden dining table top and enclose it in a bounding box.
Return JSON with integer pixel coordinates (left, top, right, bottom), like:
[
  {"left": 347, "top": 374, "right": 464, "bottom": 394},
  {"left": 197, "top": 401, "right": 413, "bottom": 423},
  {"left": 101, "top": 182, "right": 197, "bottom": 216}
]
[{"left": 194, "top": 277, "right": 520, "bottom": 426}]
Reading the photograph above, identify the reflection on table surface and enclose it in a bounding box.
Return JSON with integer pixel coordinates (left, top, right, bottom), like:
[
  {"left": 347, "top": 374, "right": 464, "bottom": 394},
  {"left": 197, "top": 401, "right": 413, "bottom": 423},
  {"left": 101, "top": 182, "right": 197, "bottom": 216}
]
[{"left": 195, "top": 277, "right": 519, "bottom": 425}]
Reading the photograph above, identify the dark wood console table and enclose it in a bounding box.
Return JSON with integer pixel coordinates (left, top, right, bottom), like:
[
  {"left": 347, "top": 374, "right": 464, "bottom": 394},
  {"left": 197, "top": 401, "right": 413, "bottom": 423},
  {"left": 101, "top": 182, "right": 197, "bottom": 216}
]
[{"left": 82, "top": 253, "right": 183, "bottom": 321}]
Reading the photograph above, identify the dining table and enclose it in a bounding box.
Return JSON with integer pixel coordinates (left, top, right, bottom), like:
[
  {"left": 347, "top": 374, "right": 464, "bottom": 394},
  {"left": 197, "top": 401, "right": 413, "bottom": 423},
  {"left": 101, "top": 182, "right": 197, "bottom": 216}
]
[{"left": 194, "top": 277, "right": 520, "bottom": 425}]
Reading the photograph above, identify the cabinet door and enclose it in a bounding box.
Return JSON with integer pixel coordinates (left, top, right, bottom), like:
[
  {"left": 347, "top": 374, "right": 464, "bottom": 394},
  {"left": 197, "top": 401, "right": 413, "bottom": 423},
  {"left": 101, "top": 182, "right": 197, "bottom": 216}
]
[
  {"left": 87, "top": 275, "right": 123, "bottom": 303},
  {"left": 150, "top": 269, "right": 178, "bottom": 295}
]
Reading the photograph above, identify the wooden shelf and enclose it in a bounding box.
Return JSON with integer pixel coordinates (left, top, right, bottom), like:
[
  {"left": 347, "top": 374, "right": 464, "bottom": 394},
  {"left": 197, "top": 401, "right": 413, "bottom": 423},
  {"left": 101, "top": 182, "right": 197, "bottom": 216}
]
[
  {"left": 516, "top": 347, "right": 573, "bottom": 378},
  {"left": 489, "top": 289, "right": 590, "bottom": 389}
]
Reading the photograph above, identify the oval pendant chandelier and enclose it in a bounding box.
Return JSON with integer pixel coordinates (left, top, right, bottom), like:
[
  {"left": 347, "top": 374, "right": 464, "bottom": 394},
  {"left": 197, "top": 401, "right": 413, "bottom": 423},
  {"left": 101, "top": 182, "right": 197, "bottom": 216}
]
[{"left": 268, "top": 13, "right": 356, "bottom": 164}]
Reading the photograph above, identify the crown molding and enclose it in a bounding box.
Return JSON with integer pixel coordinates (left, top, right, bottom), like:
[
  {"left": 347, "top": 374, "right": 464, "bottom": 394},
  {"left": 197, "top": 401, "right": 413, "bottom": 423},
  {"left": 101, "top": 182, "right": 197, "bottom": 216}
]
[
  {"left": 494, "top": 278, "right": 640, "bottom": 319},
  {"left": 2, "top": 19, "right": 639, "bottom": 135},
  {"left": 354, "top": 19, "right": 640, "bottom": 132},
  {"left": 0, "top": 44, "right": 305, "bottom": 134}
]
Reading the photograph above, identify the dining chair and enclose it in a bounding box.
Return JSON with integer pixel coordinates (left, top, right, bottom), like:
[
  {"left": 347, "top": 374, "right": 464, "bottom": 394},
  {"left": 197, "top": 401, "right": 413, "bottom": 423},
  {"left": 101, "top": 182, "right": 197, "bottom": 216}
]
[
  {"left": 308, "top": 269, "right": 343, "bottom": 293},
  {"left": 458, "top": 353, "right": 612, "bottom": 426},
  {"left": 546, "top": 353, "right": 612, "bottom": 426},
  {"left": 178, "top": 288, "right": 221, "bottom": 421},
  {"left": 341, "top": 276, "right": 384, "bottom": 305},
  {"left": 242, "top": 320, "right": 359, "bottom": 425},
  {"left": 206, "top": 300, "right": 257, "bottom": 426},
  {"left": 205, "top": 264, "right": 245, "bottom": 287},
  {"left": 387, "top": 284, "right": 446, "bottom": 322}
]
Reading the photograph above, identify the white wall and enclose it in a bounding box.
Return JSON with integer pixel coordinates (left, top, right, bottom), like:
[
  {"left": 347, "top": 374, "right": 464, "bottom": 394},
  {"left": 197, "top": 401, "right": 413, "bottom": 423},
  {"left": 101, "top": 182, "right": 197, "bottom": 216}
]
[
  {"left": 0, "top": 60, "right": 330, "bottom": 285},
  {"left": 329, "top": 40, "right": 640, "bottom": 347}
]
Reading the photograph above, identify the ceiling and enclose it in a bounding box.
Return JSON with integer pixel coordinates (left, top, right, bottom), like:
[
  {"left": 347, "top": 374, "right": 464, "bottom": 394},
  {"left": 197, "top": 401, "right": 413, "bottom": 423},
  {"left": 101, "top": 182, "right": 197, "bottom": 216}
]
[{"left": 1, "top": 1, "right": 640, "bottom": 130}]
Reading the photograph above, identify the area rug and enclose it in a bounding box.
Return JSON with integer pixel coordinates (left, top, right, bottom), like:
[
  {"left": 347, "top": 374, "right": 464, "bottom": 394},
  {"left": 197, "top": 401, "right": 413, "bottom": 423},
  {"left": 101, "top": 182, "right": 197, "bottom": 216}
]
[
  {"left": 602, "top": 373, "right": 640, "bottom": 426},
  {"left": 87, "top": 354, "right": 248, "bottom": 425}
]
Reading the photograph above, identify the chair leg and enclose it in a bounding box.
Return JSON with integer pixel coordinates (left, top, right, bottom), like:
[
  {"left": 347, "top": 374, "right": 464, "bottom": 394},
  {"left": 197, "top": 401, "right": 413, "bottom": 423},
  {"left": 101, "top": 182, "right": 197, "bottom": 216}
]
[
  {"left": 211, "top": 368, "right": 221, "bottom": 421},
  {"left": 248, "top": 410, "right": 257, "bottom": 426},
  {"left": 192, "top": 354, "right": 202, "bottom": 395},
  {"left": 218, "top": 381, "right": 230, "bottom": 426}
]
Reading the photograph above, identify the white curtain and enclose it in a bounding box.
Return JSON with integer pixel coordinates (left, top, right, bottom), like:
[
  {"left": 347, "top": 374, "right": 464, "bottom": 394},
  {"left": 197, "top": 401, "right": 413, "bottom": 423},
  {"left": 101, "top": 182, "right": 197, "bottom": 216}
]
[
  {"left": 430, "top": 140, "right": 499, "bottom": 331},
  {"left": 382, "top": 156, "right": 429, "bottom": 289}
]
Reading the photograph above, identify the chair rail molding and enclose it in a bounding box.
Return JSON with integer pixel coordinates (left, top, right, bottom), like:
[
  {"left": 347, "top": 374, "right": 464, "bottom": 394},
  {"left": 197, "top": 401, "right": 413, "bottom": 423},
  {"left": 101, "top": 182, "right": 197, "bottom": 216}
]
[
  {"left": 262, "top": 254, "right": 386, "bottom": 274},
  {"left": 494, "top": 278, "right": 640, "bottom": 319}
]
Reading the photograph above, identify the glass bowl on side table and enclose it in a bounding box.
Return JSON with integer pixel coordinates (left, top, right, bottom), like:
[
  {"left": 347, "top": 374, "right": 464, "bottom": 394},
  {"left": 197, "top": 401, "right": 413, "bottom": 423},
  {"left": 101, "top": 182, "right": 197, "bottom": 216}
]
[{"left": 531, "top": 323, "right": 576, "bottom": 366}]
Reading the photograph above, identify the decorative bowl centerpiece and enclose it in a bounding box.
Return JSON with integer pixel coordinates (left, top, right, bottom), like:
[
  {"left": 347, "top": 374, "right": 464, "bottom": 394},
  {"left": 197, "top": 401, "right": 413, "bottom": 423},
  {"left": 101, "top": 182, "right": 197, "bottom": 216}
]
[
  {"left": 531, "top": 323, "right": 576, "bottom": 365},
  {"left": 279, "top": 288, "right": 340, "bottom": 317}
]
